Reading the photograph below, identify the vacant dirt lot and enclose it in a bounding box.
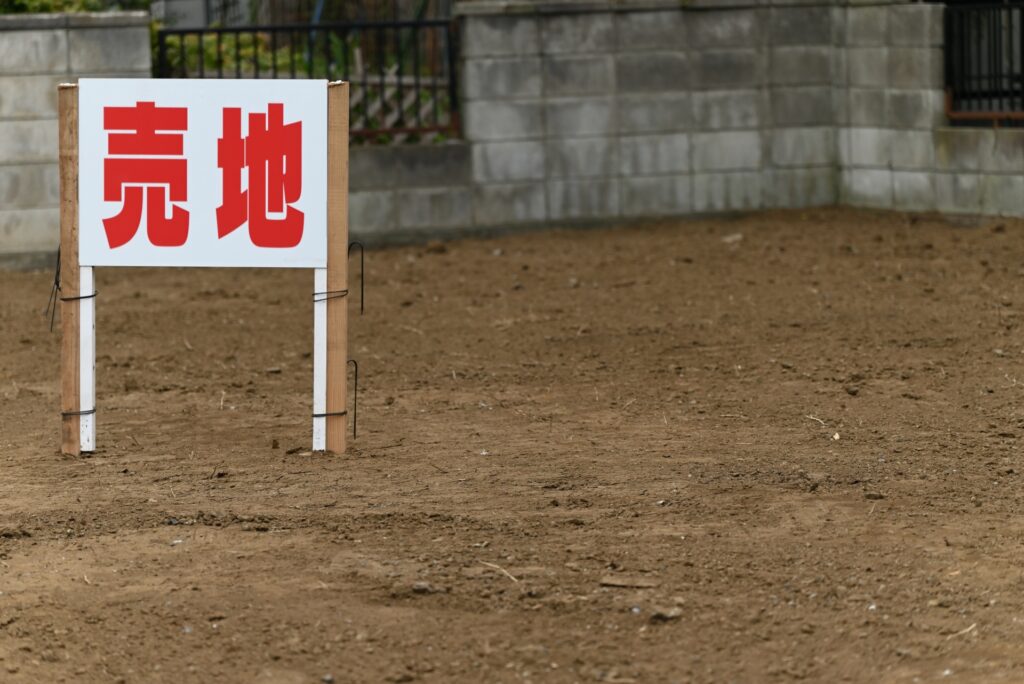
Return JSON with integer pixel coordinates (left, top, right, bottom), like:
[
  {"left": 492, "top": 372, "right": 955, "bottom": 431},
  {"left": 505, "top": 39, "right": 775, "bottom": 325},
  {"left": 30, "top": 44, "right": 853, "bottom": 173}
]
[{"left": 3, "top": 208, "right": 1024, "bottom": 683}]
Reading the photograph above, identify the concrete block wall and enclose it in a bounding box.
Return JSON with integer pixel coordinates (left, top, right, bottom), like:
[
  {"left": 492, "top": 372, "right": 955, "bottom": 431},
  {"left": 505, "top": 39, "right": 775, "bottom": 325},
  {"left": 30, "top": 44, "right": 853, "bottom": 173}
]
[
  {"left": 351, "top": 1, "right": 852, "bottom": 241},
  {"left": 459, "top": 4, "right": 780, "bottom": 225},
  {"left": 7, "top": 3, "right": 1024, "bottom": 261},
  {"left": 350, "top": 144, "right": 475, "bottom": 235},
  {"left": 763, "top": 4, "right": 838, "bottom": 209},
  {"left": 838, "top": 3, "right": 1024, "bottom": 217},
  {"left": 838, "top": 2, "right": 947, "bottom": 212},
  {"left": 0, "top": 12, "right": 151, "bottom": 268}
]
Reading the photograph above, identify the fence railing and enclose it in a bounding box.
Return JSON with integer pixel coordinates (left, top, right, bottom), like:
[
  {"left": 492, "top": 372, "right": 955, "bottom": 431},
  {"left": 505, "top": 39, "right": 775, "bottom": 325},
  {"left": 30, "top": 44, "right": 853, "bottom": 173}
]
[
  {"left": 945, "top": 3, "right": 1024, "bottom": 124},
  {"left": 155, "top": 19, "right": 460, "bottom": 143}
]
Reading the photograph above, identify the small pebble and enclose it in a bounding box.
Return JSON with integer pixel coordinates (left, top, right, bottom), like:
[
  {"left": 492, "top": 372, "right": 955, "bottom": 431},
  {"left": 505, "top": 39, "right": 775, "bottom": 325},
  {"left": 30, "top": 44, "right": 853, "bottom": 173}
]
[{"left": 650, "top": 606, "right": 683, "bottom": 622}]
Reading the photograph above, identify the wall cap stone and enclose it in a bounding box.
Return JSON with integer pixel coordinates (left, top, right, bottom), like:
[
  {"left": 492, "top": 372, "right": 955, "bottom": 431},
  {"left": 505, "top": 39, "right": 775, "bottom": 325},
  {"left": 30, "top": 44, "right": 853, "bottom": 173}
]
[
  {"left": 0, "top": 11, "right": 149, "bottom": 31},
  {"left": 454, "top": 0, "right": 910, "bottom": 16}
]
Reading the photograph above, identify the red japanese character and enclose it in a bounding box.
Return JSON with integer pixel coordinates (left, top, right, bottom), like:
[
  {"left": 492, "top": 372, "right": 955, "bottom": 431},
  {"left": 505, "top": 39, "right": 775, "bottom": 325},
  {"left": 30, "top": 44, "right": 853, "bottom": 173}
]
[
  {"left": 102, "top": 101, "right": 189, "bottom": 248},
  {"left": 217, "top": 103, "right": 303, "bottom": 248}
]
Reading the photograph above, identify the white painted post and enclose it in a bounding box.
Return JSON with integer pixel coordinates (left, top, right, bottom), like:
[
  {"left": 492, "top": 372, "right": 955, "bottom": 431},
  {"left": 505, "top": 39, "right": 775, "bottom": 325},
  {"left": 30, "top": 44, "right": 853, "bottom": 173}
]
[
  {"left": 80, "top": 266, "right": 96, "bottom": 452},
  {"left": 312, "top": 267, "right": 328, "bottom": 451}
]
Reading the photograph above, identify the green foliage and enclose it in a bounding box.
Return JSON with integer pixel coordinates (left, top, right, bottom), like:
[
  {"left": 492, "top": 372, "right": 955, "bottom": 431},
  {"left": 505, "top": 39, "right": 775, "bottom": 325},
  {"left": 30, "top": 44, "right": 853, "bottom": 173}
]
[
  {"left": 155, "top": 29, "right": 367, "bottom": 81},
  {"left": 149, "top": 25, "right": 457, "bottom": 144},
  {"left": 0, "top": 0, "right": 150, "bottom": 12}
]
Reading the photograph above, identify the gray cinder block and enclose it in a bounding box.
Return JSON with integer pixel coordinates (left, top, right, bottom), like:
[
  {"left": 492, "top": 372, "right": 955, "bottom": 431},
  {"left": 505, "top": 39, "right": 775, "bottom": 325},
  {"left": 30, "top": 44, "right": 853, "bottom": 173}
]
[
  {"left": 888, "top": 48, "right": 942, "bottom": 90},
  {"left": 771, "top": 87, "right": 832, "bottom": 126},
  {"left": 981, "top": 174, "right": 1024, "bottom": 216},
  {"left": 0, "top": 207, "right": 59, "bottom": 253},
  {"left": 350, "top": 144, "right": 471, "bottom": 191},
  {"left": 619, "top": 133, "right": 690, "bottom": 175},
  {"left": 548, "top": 178, "right": 618, "bottom": 220},
  {"left": 545, "top": 98, "right": 615, "bottom": 137},
  {"left": 692, "top": 50, "right": 761, "bottom": 90},
  {"left": 692, "top": 131, "right": 761, "bottom": 172},
  {"left": 688, "top": 9, "right": 759, "bottom": 49},
  {"left": 831, "top": 44, "right": 847, "bottom": 85},
  {"left": 615, "top": 52, "right": 690, "bottom": 93},
  {"left": 546, "top": 137, "right": 616, "bottom": 178},
  {"left": 991, "top": 130, "right": 1024, "bottom": 174},
  {"left": 463, "top": 100, "right": 544, "bottom": 141},
  {"left": 472, "top": 140, "right": 546, "bottom": 183},
  {"left": 934, "top": 128, "right": 995, "bottom": 172},
  {"left": 463, "top": 58, "right": 542, "bottom": 101},
  {"left": 350, "top": 190, "right": 397, "bottom": 234},
  {"left": 832, "top": 89, "right": 850, "bottom": 127},
  {"left": 770, "top": 6, "right": 832, "bottom": 46},
  {"left": 0, "top": 75, "right": 63, "bottom": 119},
  {"left": 848, "top": 88, "right": 886, "bottom": 126},
  {"left": 618, "top": 93, "right": 692, "bottom": 133},
  {"left": 889, "top": 130, "right": 934, "bottom": 170},
  {"left": 617, "top": 10, "right": 688, "bottom": 51},
  {"left": 764, "top": 168, "right": 837, "bottom": 208},
  {"left": 0, "top": 119, "right": 58, "bottom": 164},
  {"left": 886, "top": 89, "right": 944, "bottom": 130},
  {"left": 691, "top": 90, "right": 760, "bottom": 130},
  {"left": 770, "top": 127, "right": 834, "bottom": 168},
  {"left": 848, "top": 48, "right": 888, "bottom": 88},
  {"left": 69, "top": 27, "right": 151, "bottom": 73},
  {"left": 892, "top": 170, "right": 934, "bottom": 211},
  {"left": 845, "top": 6, "right": 887, "bottom": 47},
  {"left": 0, "top": 163, "right": 59, "bottom": 209},
  {"left": 473, "top": 182, "right": 546, "bottom": 225},
  {"left": 542, "top": 55, "right": 614, "bottom": 98},
  {"left": 541, "top": 12, "right": 614, "bottom": 55},
  {"left": 843, "top": 168, "right": 893, "bottom": 207},
  {"left": 848, "top": 127, "right": 891, "bottom": 167},
  {"left": 771, "top": 47, "right": 832, "bottom": 86},
  {"left": 693, "top": 172, "right": 762, "bottom": 212},
  {"left": 933, "top": 173, "right": 982, "bottom": 214},
  {"left": 0, "top": 30, "right": 67, "bottom": 75},
  {"left": 620, "top": 175, "right": 692, "bottom": 217},
  {"left": 463, "top": 15, "right": 539, "bottom": 58},
  {"left": 397, "top": 187, "right": 473, "bottom": 229},
  {"left": 889, "top": 4, "right": 944, "bottom": 48}
]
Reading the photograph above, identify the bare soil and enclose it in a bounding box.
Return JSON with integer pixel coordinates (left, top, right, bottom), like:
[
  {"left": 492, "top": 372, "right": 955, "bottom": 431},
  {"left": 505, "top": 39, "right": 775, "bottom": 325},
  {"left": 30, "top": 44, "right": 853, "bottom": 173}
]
[{"left": 3, "top": 208, "right": 1024, "bottom": 683}]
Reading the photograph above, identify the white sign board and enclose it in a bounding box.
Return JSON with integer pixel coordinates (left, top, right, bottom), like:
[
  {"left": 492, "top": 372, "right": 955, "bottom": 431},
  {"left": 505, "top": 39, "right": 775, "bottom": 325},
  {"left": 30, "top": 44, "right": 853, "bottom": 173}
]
[{"left": 79, "top": 79, "right": 327, "bottom": 268}]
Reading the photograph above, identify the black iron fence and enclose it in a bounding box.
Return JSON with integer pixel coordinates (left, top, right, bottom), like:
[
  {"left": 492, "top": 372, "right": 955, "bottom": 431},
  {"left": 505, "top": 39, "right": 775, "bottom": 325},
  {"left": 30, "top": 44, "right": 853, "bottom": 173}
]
[
  {"left": 945, "top": 2, "right": 1024, "bottom": 125},
  {"left": 155, "top": 19, "right": 460, "bottom": 142}
]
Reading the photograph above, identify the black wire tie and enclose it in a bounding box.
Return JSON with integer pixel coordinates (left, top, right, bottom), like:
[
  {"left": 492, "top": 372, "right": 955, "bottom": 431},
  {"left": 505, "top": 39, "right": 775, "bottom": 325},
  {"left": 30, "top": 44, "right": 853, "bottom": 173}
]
[
  {"left": 62, "top": 408, "right": 96, "bottom": 417},
  {"left": 313, "top": 289, "right": 348, "bottom": 303},
  {"left": 60, "top": 292, "right": 98, "bottom": 302}
]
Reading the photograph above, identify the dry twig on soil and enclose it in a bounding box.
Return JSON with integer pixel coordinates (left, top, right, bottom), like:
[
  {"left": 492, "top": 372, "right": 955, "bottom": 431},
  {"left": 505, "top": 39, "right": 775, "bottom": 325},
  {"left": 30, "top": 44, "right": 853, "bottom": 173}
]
[{"left": 479, "top": 560, "right": 519, "bottom": 583}]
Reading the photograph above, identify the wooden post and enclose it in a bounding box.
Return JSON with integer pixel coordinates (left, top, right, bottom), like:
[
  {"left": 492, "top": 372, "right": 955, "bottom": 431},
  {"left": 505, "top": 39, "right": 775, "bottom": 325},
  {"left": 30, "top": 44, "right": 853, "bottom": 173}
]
[
  {"left": 58, "top": 84, "right": 80, "bottom": 456},
  {"left": 325, "top": 82, "right": 349, "bottom": 453}
]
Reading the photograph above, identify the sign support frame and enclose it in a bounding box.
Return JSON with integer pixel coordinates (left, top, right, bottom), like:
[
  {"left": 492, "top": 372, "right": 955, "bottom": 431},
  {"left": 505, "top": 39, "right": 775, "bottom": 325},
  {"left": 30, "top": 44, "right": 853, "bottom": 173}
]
[
  {"left": 324, "top": 81, "right": 349, "bottom": 454},
  {"left": 59, "top": 83, "right": 96, "bottom": 456},
  {"left": 58, "top": 81, "right": 348, "bottom": 456}
]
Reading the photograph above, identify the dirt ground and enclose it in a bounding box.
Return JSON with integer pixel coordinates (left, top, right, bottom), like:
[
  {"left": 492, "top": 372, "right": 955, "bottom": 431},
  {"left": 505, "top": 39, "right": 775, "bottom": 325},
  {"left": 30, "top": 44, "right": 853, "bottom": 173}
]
[{"left": 5, "top": 208, "right": 1024, "bottom": 683}]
